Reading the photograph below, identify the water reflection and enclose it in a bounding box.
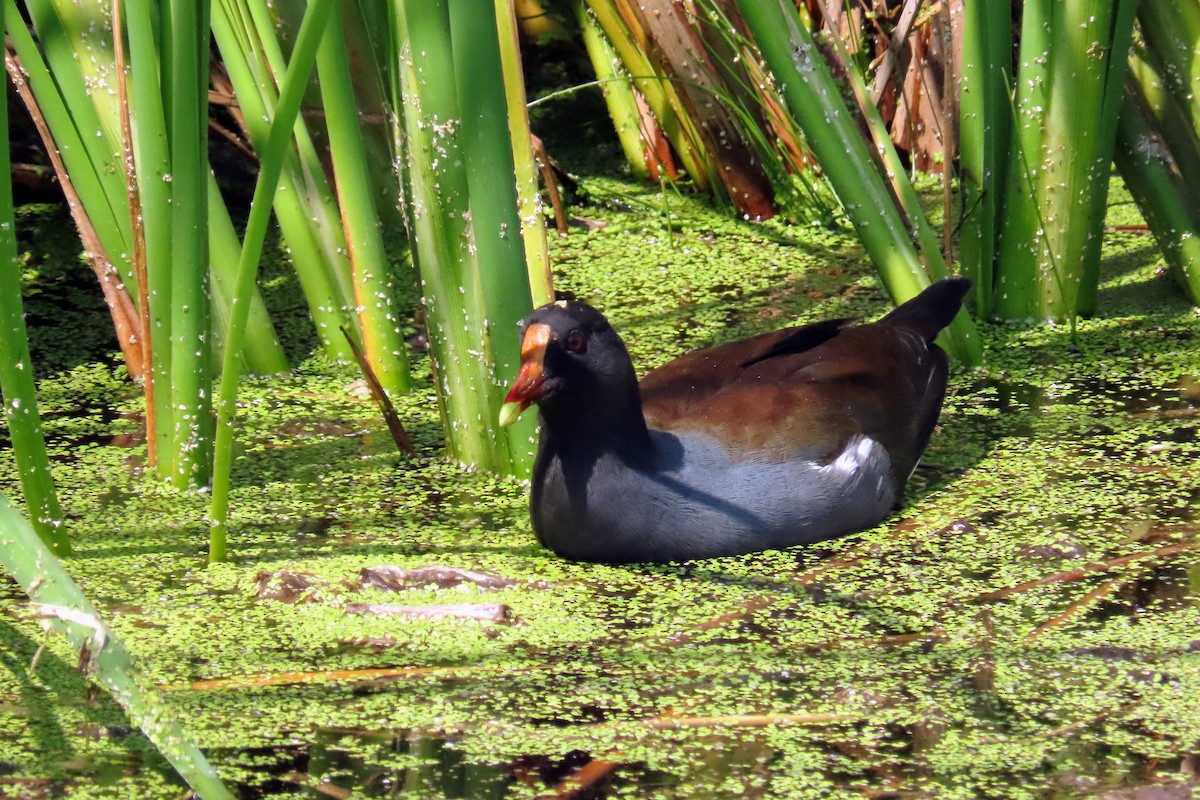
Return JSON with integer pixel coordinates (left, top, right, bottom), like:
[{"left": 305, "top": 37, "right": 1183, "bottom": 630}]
[
  {"left": 266, "top": 730, "right": 643, "bottom": 798},
  {"left": 201, "top": 724, "right": 1200, "bottom": 799}
]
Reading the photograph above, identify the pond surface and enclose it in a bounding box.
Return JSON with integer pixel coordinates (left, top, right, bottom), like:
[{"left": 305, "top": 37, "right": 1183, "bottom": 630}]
[{"left": 1, "top": 186, "right": 1198, "bottom": 799}]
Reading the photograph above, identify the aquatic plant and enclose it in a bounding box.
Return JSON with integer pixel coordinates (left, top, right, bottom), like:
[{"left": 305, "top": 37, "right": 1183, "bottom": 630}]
[
  {"left": 1, "top": 187, "right": 1197, "bottom": 797},
  {"left": 0, "top": 26, "right": 66, "bottom": 553},
  {"left": 0, "top": 493, "right": 233, "bottom": 798}
]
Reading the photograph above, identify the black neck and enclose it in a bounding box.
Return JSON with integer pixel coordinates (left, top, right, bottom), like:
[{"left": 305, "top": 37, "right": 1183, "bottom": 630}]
[{"left": 537, "top": 381, "right": 655, "bottom": 465}]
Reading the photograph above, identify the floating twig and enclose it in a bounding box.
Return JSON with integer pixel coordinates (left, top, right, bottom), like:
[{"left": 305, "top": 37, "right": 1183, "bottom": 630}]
[
  {"left": 167, "top": 663, "right": 508, "bottom": 692},
  {"left": 358, "top": 564, "right": 520, "bottom": 592},
  {"left": 345, "top": 602, "right": 514, "bottom": 623},
  {"left": 638, "top": 712, "right": 853, "bottom": 730}
]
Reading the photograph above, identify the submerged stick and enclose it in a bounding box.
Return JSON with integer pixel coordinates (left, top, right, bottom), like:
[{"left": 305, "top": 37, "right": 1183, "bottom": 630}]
[
  {"left": 1026, "top": 579, "right": 1124, "bottom": 640},
  {"left": 659, "top": 594, "right": 773, "bottom": 648},
  {"left": 802, "top": 629, "right": 947, "bottom": 652},
  {"left": 544, "top": 759, "right": 618, "bottom": 799},
  {"left": 656, "top": 523, "right": 963, "bottom": 648},
  {"left": 976, "top": 538, "right": 1198, "bottom": 602}
]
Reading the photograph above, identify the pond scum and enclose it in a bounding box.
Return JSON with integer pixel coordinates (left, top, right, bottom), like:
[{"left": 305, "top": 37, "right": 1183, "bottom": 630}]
[{"left": 0, "top": 180, "right": 1198, "bottom": 798}]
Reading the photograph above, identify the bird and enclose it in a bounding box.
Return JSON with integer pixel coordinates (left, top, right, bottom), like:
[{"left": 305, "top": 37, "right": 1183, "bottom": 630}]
[{"left": 498, "top": 278, "right": 972, "bottom": 564}]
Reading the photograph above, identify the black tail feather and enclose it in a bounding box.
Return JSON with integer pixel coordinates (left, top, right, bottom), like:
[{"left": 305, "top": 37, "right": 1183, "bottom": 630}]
[{"left": 880, "top": 278, "right": 971, "bottom": 342}]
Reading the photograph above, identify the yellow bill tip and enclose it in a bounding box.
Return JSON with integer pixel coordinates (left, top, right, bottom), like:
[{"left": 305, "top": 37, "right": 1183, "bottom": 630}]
[{"left": 498, "top": 401, "right": 524, "bottom": 428}]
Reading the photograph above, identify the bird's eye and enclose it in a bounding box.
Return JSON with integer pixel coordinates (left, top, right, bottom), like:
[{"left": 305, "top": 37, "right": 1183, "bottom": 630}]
[{"left": 564, "top": 329, "right": 587, "bottom": 353}]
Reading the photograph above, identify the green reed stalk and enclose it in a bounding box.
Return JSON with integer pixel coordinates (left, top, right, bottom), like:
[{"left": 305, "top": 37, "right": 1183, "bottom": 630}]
[
  {"left": 391, "top": 0, "right": 538, "bottom": 474},
  {"left": 316, "top": 6, "right": 410, "bottom": 400},
  {"left": 581, "top": 0, "right": 714, "bottom": 193},
  {"left": 7, "top": 0, "right": 134, "bottom": 285},
  {"left": 210, "top": 0, "right": 357, "bottom": 361},
  {"left": 496, "top": 0, "right": 554, "bottom": 306},
  {"left": 209, "top": 0, "right": 337, "bottom": 563},
  {"left": 0, "top": 494, "right": 233, "bottom": 798},
  {"left": 27, "top": 0, "right": 123, "bottom": 145},
  {"left": 206, "top": 174, "right": 290, "bottom": 375},
  {"left": 992, "top": 0, "right": 1136, "bottom": 322},
  {"left": 734, "top": 0, "right": 980, "bottom": 363},
  {"left": 161, "top": 0, "right": 214, "bottom": 488},
  {"left": 1136, "top": 0, "right": 1200, "bottom": 127},
  {"left": 1127, "top": 51, "right": 1200, "bottom": 204},
  {"left": 123, "top": 0, "right": 171, "bottom": 467},
  {"left": 578, "top": 1, "right": 650, "bottom": 179},
  {"left": 1115, "top": 87, "right": 1200, "bottom": 304},
  {"left": 16, "top": 0, "right": 286, "bottom": 480},
  {"left": 1072, "top": 0, "right": 1137, "bottom": 316},
  {"left": 248, "top": 1, "right": 380, "bottom": 290},
  {"left": 989, "top": 0, "right": 1050, "bottom": 321},
  {"left": 823, "top": 23, "right": 981, "bottom": 362},
  {"left": 393, "top": 0, "right": 482, "bottom": 465},
  {"left": 957, "top": 0, "right": 1012, "bottom": 319},
  {"left": 127, "top": 1, "right": 285, "bottom": 481},
  {"left": 0, "top": 55, "right": 69, "bottom": 555},
  {"left": 1133, "top": 0, "right": 1200, "bottom": 274},
  {"left": 451, "top": 0, "right": 541, "bottom": 471}
]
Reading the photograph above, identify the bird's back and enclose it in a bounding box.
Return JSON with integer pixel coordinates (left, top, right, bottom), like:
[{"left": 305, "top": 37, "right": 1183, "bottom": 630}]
[{"left": 638, "top": 281, "right": 967, "bottom": 480}]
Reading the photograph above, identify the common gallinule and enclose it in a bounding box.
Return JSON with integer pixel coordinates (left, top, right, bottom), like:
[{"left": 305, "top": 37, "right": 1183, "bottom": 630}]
[{"left": 499, "top": 279, "right": 971, "bottom": 563}]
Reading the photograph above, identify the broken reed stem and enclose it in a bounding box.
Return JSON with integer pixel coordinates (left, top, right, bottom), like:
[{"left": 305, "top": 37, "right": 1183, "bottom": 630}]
[
  {"left": 339, "top": 325, "right": 416, "bottom": 455},
  {"left": 867, "top": 0, "right": 922, "bottom": 106},
  {"left": 111, "top": 0, "right": 155, "bottom": 468},
  {"left": 3, "top": 50, "right": 144, "bottom": 381},
  {"left": 976, "top": 538, "right": 1198, "bottom": 602},
  {"left": 532, "top": 135, "right": 569, "bottom": 236},
  {"left": 938, "top": 1, "right": 956, "bottom": 264}
]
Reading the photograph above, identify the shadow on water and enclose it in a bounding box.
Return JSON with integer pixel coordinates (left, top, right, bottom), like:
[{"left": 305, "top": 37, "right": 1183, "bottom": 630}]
[
  {"left": 198, "top": 722, "right": 1200, "bottom": 799},
  {"left": 0, "top": 617, "right": 185, "bottom": 796},
  {"left": 226, "top": 730, "right": 667, "bottom": 799}
]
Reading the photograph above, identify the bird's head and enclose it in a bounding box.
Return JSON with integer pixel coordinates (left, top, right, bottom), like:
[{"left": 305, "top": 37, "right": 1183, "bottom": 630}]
[{"left": 499, "top": 300, "right": 637, "bottom": 428}]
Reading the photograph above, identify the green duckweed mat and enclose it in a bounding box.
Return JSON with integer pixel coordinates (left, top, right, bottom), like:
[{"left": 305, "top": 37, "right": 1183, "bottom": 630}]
[{"left": 1, "top": 181, "right": 1198, "bottom": 799}]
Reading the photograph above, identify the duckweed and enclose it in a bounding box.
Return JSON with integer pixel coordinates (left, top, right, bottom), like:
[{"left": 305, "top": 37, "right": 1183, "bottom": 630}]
[{"left": 1, "top": 182, "right": 1198, "bottom": 798}]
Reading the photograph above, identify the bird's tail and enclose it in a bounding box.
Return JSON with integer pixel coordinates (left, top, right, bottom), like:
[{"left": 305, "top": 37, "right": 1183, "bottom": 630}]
[{"left": 880, "top": 278, "right": 972, "bottom": 342}]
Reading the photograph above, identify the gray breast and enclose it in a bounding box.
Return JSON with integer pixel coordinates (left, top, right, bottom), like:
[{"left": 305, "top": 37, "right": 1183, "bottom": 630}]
[{"left": 534, "top": 431, "right": 897, "bottom": 562}]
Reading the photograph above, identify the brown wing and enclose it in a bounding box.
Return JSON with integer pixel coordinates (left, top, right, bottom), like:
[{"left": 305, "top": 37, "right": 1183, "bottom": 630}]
[
  {"left": 637, "top": 318, "right": 853, "bottom": 418},
  {"left": 639, "top": 320, "right": 947, "bottom": 478}
]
